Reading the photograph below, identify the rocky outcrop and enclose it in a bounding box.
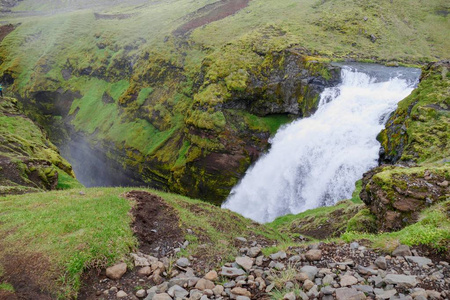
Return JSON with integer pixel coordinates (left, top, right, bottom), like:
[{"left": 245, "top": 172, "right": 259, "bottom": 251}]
[
  {"left": 0, "top": 97, "right": 77, "bottom": 195},
  {"left": 362, "top": 61, "right": 450, "bottom": 232},
  {"left": 360, "top": 165, "right": 449, "bottom": 231}
]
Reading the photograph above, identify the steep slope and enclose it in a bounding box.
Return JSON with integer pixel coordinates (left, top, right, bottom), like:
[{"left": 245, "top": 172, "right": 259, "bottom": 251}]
[
  {"left": 0, "top": 96, "right": 79, "bottom": 194},
  {"left": 361, "top": 61, "right": 449, "bottom": 231},
  {"left": 0, "top": 0, "right": 448, "bottom": 202}
]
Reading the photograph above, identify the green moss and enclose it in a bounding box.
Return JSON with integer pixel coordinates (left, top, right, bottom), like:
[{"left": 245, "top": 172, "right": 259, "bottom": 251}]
[
  {"left": 56, "top": 168, "right": 84, "bottom": 190},
  {"left": 0, "top": 283, "right": 14, "bottom": 292},
  {"left": 346, "top": 209, "right": 377, "bottom": 233}
]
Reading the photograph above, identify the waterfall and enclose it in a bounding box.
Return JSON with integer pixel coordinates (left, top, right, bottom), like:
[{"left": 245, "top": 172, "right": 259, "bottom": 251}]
[{"left": 222, "top": 64, "right": 421, "bottom": 223}]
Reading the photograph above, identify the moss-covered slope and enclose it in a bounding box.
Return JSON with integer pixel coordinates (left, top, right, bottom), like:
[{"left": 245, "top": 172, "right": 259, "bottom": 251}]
[
  {"left": 0, "top": 0, "right": 449, "bottom": 203},
  {"left": 0, "top": 97, "right": 80, "bottom": 195},
  {"left": 361, "top": 61, "right": 449, "bottom": 232}
]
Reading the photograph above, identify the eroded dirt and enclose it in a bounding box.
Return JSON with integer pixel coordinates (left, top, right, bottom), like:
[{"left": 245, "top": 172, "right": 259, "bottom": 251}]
[
  {"left": 0, "top": 24, "right": 14, "bottom": 43},
  {"left": 127, "top": 190, "right": 184, "bottom": 256},
  {"left": 77, "top": 191, "right": 185, "bottom": 300},
  {"left": 174, "top": 0, "right": 250, "bottom": 36}
]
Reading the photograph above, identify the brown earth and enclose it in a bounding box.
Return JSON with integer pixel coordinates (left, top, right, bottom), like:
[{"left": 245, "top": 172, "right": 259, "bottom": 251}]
[
  {"left": 127, "top": 190, "right": 184, "bottom": 256},
  {"left": 0, "top": 24, "right": 14, "bottom": 43},
  {"left": 174, "top": 0, "right": 250, "bottom": 36},
  {"left": 77, "top": 191, "right": 185, "bottom": 300}
]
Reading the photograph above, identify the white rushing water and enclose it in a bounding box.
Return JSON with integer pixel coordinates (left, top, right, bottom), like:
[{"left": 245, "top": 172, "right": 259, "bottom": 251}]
[{"left": 222, "top": 64, "right": 420, "bottom": 223}]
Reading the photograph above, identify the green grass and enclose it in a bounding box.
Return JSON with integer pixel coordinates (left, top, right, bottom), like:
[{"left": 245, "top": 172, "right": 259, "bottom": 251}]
[
  {"left": 342, "top": 200, "right": 450, "bottom": 252},
  {"left": 0, "top": 282, "right": 14, "bottom": 292},
  {"left": 56, "top": 168, "right": 84, "bottom": 190},
  {"left": 0, "top": 188, "right": 137, "bottom": 298},
  {"left": 0, "top": 186, "right": 287, "bottom": 297}
]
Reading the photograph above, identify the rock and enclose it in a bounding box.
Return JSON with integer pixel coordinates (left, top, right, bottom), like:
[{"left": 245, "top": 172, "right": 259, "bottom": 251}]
[
  {"left": 221, "top": 266, "right": 246, "bottom": 278},
  {"left": 305, "top": 249, "right": 322, "bottom": 261},
  {"left": 284, "top": 292, "right": 296, "bottom": 300},
  {"left": 195, "top": 278, "right": 215, "bottom": 291},
  {"left": 136, "top": 289, "right": 146, "bottom": 298},
  {"left": 204, "top": 270, "right": 218, "bottom": 281},
  {"left": 353, "top": 285, "right": 373, "bottom": 294},
  {"left": 288, "top": 255, "right": 301, "bottom": 262},
  {"left": 212, "top": 285, "right": 224, "bottom": 296},
  {"left": 322, "top": 274, "right": 334, "bottom": 285},
  {"left": 138, "top": 266, "right": 152, "bottom": 276},
  {"left": 131, "top": 253, "right": 150, "bottom": 267},
  {"left": 235, "top": 237, "right": 247, "bottom": 243},
  {"left": 274, "top": 262, "right": 285, "bottom": 270},
  {"left": 350, "top": 242, "right": 360, "bottom": 249},
  {"left": 300, "top": 266, "right": 318, "bottom": 281},
  {"left": 340, "top": 275, "right": 358, "bottom": 287},
  {"left": 117, "top": 291, "right": 127, "bottom": 298},
  {"left": 392, "top": 245, "right": 412, "bottom": 257},
  {"left": 176, "top": 257, "right": 190, "bottom": 267},
  {"left": 426, "top": 290, "right": 441, "bottom": 299},
  {"left": 247, "top": 247, "right": 261, "bottom": 258},
  {"left": 265, "top": 283, "right": 275, "bottom": 293},
  {"left": 236, "top": 297, "right": 250, "bottom": 300},
  {"left": 357, "top": 265, "right": 378, "bottom": 275},
  {"left": 375, "top": 256, "right": 387, "bottom": 270},
  {"left": 405, "top": 256, "right": 432, "bottom": 267},
  {"left": 153, "top": 293, "right": 172, "bottom": 300},
  {"left": 384, "top": 274, "right": 417, "bottom": 288},
  {"left": 303, "top": 279, "right": 314, "bottom": 291},
  {"left": 335, "top": 287, "right": 366, "bottom": 300},
  {"left": 270, "top": 251, "right": 287, "bottom": 260},
  {"left": 106, "top": 263, "right": 127, "bottom": 280},
  {"left": 296, "top": 272, "right": 309, "bottom": 282},
  {"left": 168, "top": 285, "right": 188, "bottom": 298},
  {"left": 321, "top": 285, "right": 335, "bottom": 295},
  {"left": 231, "top": 287, "right": 251, "bottom": 297},
  {"left": 236, "top": 256, "right": 254, "bottom": 271},
  {"left": 375, "top": 288, "right": 397, "bottom": 299}
]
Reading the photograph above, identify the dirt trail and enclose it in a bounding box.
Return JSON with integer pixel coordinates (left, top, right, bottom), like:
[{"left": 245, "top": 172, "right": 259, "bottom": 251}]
[{"left": 174, "top": 0, "right": 250, "bottom": 36}]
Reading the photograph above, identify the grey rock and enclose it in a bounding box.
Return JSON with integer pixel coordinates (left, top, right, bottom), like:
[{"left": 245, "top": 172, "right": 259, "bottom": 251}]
[
  {"left": 274, "top": 262, "right": 285, "bottom": 270},
  {"left": 136, "top": 289, "right": 146, "bottom": 298},
  {"left": 247, "top": 247, "right": 261, "bottom": 258},
  {"left": 340, "top": 275, "right": 358, "bottom": 287},
  {"left": 220, "top": 266, "right": 246, "bottom": 278},
  {"left": 321, "top": 285, "right": 335, "bottom": 295},
  {"left": 300, "top": 265, "right": 318, "bottom": 281},
  {"left": 223, "top": 281, "right": 236, "bottom": 288},
  {"left": 287, "top": 255, "right": 301, "bottom": 262},
  {"left": 298, "top": 290, "right": 309, "bottom": 300},
  {"left": 350, "top": 242, "right": 360, "bottom": 249},
  {"left": 152, "top": 293, "right": 172, "bottom": 300},
  {"left": 284, "top": 281, "right": 294, "bottom": 290},
  {"left": 117, "top": 291, "right": 127, "bottom": 298},
  {"left": 176, "top": 257, "right": 190, "bottom": 268},
  {"left": 353, "top": 285, "right": 374, "bottom": 294},
  {"left": 270, "top": 251, "right": 287, "bottom": 260},
  {"left": 375, "top": 289, "right": 397, "bottom": 299},
  {"left": 384, "top": 274, "right": 417, "bottom": 288},
  {"left": 283, "top": 292, "right": 296, "bottom": 300},
  {"left": 405, "top": 256, "right": 432, "bottom": 267},
  {"left": 392, "top": 245, "right": 412, "bottom": 257},
  {"left": 167, "top": 285, "right": 188, "bottom": 298},
  {"left": 303, "top": 279, "right": 314, "bottom": 291},
  {"left": 335, "top": 287, "right": 366, "bottom": 300},
  {"left": 375, "top": 256, "right": 387, "bottom": 270},
  {"left": 235, "top": 237, "right": 247, "bottom": 243},
  {"left": 357, "top": 265, "right": 378, "bottom": 275},
  {"left": 323, "top": 274, "right": 334, "bottom": 285},
  {"left": 236, "top": 297, "right": 251, "bottom": 300},
  {"left": 236, "top": 256, "right": 253, "bottom": 271}
]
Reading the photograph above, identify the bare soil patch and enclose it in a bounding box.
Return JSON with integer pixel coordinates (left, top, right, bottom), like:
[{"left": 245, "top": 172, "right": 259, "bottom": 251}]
[
  {"left": 127, "top": 190, "right": 184, "bottom": 256},
  {"left": 77, "top": 191, "right": 184, "bottom": 299},
  {"left": 0, "top": 24, "right": 14, "bottom": 43},
  {"left": 174, "top": 0, "right": 250, "bottom": 36}
]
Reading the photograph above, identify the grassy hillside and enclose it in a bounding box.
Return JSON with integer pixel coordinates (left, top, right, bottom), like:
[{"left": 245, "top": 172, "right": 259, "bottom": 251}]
[
  {"left": 0, "top": 0, "right": 448, "bottom": 202},
  {"left": 0, "top": 187, "right": 284, "bottom": 298}
]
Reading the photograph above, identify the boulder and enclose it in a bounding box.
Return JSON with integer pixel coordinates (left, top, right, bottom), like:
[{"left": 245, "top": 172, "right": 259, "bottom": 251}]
[
  {"left": 235, "top": 256, "right": 254, "bottom": 271},
  {"left": 305, "top": 249, "right": 322, "bottom": 261},
  {"left": 335, "top": 287, "right": 366, "bottom": 300},
  {"left": 392, "top": 245, "right": 412, "bottom": 257},
  {"left": 106, "top": 263, "right": 127, "bottom": 280},
  {"left": 384, "top": 274, "right": 417, "bottom": 288}
]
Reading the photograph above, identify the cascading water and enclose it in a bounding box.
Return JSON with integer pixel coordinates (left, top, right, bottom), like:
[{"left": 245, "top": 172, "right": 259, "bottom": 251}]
[{"left": 222, "top": 63, "right": 421, "bottom": 223}]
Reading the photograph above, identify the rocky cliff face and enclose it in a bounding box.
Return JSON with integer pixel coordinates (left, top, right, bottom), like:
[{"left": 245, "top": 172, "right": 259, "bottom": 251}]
[
  {"left": 361, "top": 61, "right": 450, "bottom": 231},
  {"left": 0, "top": 97, "right": 76, "bottom": 195}
]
